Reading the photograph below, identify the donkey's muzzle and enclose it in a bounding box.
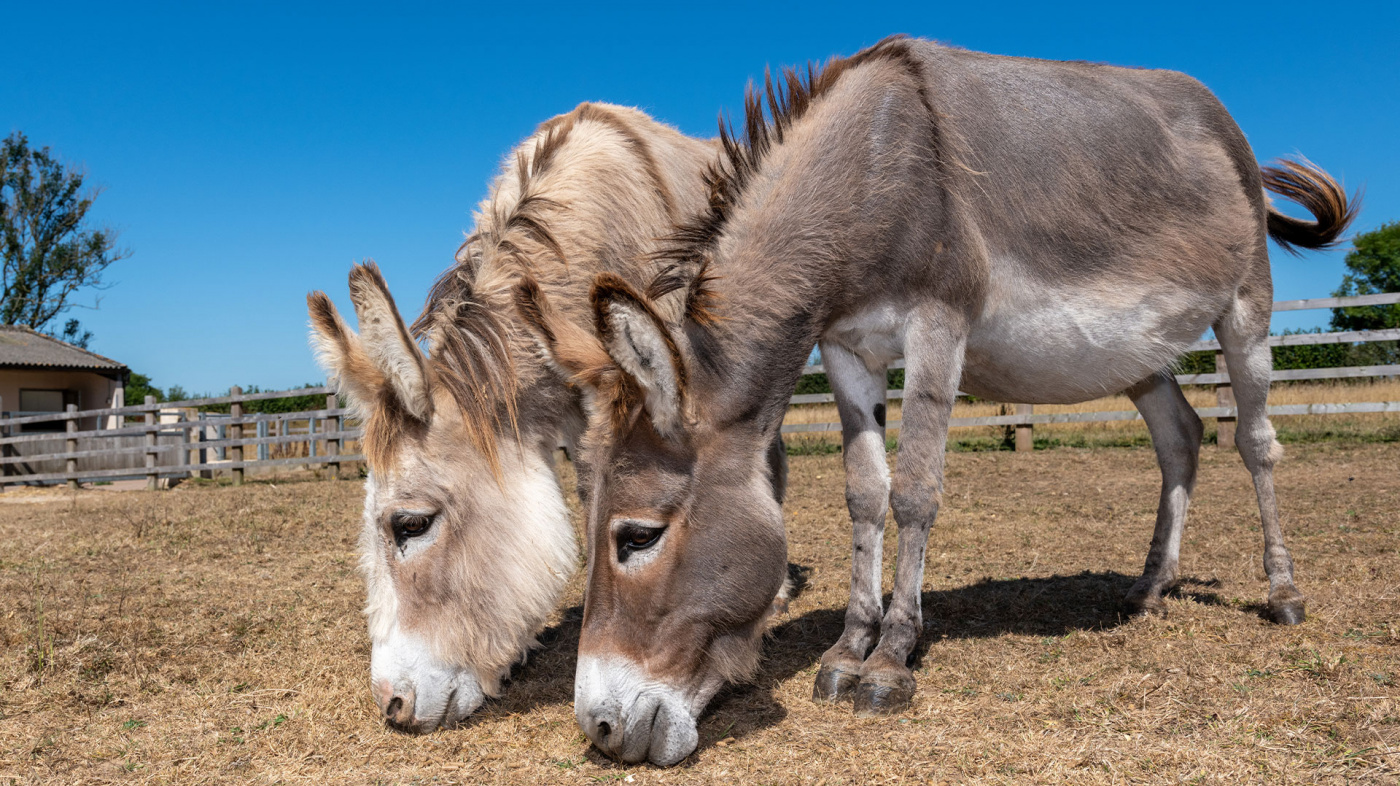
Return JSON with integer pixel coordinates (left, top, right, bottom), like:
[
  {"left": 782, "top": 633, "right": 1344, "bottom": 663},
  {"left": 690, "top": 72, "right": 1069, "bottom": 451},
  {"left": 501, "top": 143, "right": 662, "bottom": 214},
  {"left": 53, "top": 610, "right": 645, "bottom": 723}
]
[
  {"left": 374, "top": 679, "right": 421, "bottom": 731},
  {"left": 578, "top": 702, "right": 624, "bottom": 758},
  {"left": 575, "top": 655, "right": 700, "bottom": 766},
  {"left": 370, "top": 633, "right": 487, "bottom": 732}
]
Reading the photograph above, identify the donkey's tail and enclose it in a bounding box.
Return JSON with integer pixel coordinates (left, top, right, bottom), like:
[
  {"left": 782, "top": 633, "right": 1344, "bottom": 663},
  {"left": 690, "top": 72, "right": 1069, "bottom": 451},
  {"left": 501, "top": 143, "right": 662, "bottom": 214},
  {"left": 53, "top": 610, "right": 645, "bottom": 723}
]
[{"left": 1261, "top": 157, "right": 1361, "bottom": 254}]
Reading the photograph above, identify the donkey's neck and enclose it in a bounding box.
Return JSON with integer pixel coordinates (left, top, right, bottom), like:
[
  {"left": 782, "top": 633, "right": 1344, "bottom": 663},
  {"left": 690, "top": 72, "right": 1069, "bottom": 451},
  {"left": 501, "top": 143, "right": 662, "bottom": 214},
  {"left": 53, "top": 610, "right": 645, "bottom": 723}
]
[
  {"left": 690, "top": 166, "right": 853, "bottom": 433},
  {"left": 684, "top": 57, "right": 952, "bottom": 433}
]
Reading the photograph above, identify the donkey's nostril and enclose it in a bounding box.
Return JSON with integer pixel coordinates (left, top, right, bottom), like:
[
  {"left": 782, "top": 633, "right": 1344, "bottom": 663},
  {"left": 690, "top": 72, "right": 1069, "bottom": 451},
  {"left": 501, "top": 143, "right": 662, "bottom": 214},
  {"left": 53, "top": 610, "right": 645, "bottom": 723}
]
[
  {"left": 386, "top": 696, "right": 404, "bottom": 719},
  {"left": 597, "top": 721, "right": 612, "bottom": 741}
]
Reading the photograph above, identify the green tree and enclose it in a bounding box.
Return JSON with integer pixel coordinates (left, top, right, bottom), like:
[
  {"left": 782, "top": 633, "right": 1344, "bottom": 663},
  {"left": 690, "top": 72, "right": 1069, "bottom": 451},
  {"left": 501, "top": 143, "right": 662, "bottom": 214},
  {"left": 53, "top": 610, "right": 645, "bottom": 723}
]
[
  {"left": 0, "top": 133, "right": 127, "bottom": 348},
  {"left": 1331, "top": 223, "right": 1400, "bottom": 331},
  {"left": 124, "top": 372, "right": 164, "bottom": 404},
  {"left": 1329, "top": 223, "right": 1400, "bottom": 365}
]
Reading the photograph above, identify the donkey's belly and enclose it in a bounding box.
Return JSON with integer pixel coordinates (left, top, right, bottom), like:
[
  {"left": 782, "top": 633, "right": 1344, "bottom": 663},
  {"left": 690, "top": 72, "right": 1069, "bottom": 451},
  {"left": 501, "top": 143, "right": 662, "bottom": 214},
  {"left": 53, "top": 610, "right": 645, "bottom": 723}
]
[{"left": 958, "top": 275, "right": 1230, "bottom": 404}]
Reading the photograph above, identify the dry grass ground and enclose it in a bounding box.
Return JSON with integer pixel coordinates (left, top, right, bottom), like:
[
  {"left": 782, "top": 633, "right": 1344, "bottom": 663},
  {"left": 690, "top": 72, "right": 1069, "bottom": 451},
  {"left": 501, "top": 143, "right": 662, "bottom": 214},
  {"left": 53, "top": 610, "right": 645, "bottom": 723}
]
[{"left": 2, "top": 440, "right": 1398, "bottom": 784}]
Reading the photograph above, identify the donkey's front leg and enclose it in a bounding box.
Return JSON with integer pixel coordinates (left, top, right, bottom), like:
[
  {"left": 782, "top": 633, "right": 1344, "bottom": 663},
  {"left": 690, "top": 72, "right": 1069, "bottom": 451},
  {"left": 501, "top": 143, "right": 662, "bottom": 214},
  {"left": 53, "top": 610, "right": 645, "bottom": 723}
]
[
  {"left": 854, "top": 313, "right": 966, "bottom": 716},
  {"left": 813, "top": 341, "right": 890, "bottom": 702}
]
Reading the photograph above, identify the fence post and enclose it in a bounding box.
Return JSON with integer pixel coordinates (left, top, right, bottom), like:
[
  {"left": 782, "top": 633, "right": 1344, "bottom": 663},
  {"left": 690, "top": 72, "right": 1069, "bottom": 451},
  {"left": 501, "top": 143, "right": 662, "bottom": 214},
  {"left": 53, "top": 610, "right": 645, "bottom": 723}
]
[
  {"left": 1015, "top": 403, "right": 1034, "bottom": 453},
  {"left": 177, "top": 412, "right": 189, "bottom": 478},
  {"left": 145, "top": 395, "right": 158, "bottom": 491},
  {"left": 0, "top": 394, "right": 7, "bottom": 485},
  {"left": 257, "top": 420, "right": 269, "bottom": 461},
  {"left": 326, "top": 392, "right": 340, "bottom": 480},
  {"left": 196, "top": 414, "right": 212, "bottom": 479},
  {"left": 1215, "top": 350, "right": 1236, "bottom": 450},
  {"left": 184, "top": 413, "right": 196, "bottom": 477},
  {"left": 65, "top": 404, "right": 78, "bottom": 490},
  {"left": 107, "top": 385, "right": 124, "bottom": 430},
  {"left": 230, "top": 386, "right": 244, "bottom": 486}
]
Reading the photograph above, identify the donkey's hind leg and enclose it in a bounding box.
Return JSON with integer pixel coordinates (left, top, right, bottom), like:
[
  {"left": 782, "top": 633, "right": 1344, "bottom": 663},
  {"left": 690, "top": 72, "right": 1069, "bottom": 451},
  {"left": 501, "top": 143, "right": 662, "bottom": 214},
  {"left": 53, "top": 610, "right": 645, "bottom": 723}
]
[
  {"left": 1124, "top": 371, "right": 1204, "bottom": 616},
  {"left": 1215, "top": 301, "right": 1306, "bottom": 624},
  {"left": 812, "top": 341, "right": 891, "bottom": 702}
]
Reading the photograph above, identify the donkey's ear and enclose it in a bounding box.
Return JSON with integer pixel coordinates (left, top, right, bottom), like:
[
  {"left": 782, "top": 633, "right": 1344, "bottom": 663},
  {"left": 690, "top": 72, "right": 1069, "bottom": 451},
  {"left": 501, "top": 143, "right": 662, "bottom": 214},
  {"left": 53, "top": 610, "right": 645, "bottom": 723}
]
[
  {"left": 347, "top": 262, "right": 432, "bottom": 421},
  {"left": 307, "top": 291, "right": 383, "bottom": 409},
  {"left": 591, "top": 274, "right": 687, "bottom": 438},
  {"left": 512, "top": 275, "right": 613, "bottom": 382}
]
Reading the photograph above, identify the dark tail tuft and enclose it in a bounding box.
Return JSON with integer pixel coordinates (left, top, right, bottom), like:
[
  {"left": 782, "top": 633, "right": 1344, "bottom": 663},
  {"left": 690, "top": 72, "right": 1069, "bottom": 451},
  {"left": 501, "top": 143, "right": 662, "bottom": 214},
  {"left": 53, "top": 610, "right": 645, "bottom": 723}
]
[{"left": 1261, "top": 157, "right": 1361, "bottom": 254}]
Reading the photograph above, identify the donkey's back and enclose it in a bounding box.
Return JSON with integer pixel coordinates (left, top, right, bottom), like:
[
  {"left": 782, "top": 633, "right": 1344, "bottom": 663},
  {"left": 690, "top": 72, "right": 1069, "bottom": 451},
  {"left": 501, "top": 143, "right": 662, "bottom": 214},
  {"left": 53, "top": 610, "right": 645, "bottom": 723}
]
[{"left": 888, "top": 43, "right": 1337, "bottom": 402}]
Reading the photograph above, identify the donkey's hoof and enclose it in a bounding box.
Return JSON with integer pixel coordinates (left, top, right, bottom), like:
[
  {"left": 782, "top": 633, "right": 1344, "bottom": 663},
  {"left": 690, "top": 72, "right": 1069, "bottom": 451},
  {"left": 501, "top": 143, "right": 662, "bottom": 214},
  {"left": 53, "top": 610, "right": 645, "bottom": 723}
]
[
  {"left": 812, "top": 665, "right": 860, "bottom": 703},
  {"left": 1267, "top": 599, "right": 1306, "bottom": 625},
  {"left": 852, "top": 677, "right": 914, "bottom": 717},
  {"left": 1124, "top": 592, "right": 1168, "bottom": 619}
]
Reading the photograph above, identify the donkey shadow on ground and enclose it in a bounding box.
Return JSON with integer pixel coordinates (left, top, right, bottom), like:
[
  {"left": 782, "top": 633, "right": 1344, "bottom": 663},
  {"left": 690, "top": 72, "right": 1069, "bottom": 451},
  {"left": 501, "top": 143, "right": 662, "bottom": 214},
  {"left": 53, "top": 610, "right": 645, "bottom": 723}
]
[
  {"left": 470, "top": 566, "right": 1232, "bottom": 765},
  {"left": 691, "top": 565, "right": 1232, "bottom": 758},
  {"left": 453, "top": 605, "right": 586, "bottom": 729}
]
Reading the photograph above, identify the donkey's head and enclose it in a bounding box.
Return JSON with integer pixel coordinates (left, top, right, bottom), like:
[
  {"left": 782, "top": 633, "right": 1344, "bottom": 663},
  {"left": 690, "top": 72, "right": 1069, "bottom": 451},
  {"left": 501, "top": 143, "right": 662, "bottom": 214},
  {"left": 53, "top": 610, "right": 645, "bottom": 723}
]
[
  {"left": 308, "top": 263, "right": 576, "bottom": 733},
  {"left": 515, "top": 273, "right": 787, "bottom": 765}
]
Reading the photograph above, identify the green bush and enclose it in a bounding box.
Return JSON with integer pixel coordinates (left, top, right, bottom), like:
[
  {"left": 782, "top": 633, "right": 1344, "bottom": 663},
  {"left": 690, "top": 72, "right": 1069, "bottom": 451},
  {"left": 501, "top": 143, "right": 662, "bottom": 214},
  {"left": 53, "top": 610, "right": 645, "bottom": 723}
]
[{"left": 196, "top": 384, "right": 334, "bottom": 414}]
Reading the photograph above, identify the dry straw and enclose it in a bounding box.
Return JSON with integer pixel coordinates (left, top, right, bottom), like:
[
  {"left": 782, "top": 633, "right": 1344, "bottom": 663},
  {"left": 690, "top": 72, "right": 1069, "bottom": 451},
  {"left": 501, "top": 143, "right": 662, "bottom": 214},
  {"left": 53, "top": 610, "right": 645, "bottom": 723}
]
[{"left": 2, "top": 439, "right": 1397, "bottom": 783}]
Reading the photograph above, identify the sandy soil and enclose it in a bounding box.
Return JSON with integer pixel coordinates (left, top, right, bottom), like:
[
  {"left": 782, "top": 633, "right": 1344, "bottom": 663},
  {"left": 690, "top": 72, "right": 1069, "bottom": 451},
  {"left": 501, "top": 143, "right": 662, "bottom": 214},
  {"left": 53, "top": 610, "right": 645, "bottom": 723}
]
[{"left": 2, "top": 441, "right": 1397, "bottom": 784}]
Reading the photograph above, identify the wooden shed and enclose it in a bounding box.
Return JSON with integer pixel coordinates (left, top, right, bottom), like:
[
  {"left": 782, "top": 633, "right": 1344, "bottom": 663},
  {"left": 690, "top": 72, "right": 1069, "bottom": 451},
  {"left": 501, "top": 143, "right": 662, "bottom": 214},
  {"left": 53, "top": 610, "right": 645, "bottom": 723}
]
[{"left": 0, "top": 326, "right": 127, "bottom": 432}]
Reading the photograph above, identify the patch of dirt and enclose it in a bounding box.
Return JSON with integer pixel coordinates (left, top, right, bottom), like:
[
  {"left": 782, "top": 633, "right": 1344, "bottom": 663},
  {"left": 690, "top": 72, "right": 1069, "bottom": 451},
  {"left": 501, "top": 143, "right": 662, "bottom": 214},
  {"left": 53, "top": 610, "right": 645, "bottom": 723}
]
[{"left": 1, "top": 442, "right": 1397, "bottom": 784}]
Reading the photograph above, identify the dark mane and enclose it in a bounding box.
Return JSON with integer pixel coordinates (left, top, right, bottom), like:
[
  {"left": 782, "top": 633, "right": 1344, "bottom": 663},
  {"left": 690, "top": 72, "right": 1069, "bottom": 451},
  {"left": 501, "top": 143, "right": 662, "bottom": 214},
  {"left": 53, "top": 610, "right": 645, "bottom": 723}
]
[
  {"left": 413, "top": 287, "right": 520, "bottom": 473},
  {"left": 649, "top": 35, "right": 937, "bottom": 312}
]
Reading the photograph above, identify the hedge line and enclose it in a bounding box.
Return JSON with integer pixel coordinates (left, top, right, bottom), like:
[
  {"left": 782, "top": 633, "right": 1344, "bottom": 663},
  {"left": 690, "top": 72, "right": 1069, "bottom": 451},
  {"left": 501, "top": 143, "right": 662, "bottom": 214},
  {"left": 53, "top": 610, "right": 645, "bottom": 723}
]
[{"left": 794, "top": 334, "right": 1398, "bottom": 396}]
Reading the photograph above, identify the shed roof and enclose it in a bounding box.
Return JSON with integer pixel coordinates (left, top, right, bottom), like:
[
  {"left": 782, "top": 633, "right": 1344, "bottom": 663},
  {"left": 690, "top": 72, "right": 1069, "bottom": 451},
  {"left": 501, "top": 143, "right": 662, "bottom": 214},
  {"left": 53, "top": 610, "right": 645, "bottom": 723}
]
[{"left": 0, "top": 326, "right": 127, "bottom": 374}]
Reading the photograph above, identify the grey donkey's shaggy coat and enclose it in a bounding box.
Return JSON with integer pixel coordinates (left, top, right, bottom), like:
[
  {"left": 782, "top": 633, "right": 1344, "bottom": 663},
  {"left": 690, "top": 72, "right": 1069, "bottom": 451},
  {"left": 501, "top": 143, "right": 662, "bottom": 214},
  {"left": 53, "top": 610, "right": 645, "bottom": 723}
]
[{"left": 521, "top": 36, "right": 1358, "bottom": 765}]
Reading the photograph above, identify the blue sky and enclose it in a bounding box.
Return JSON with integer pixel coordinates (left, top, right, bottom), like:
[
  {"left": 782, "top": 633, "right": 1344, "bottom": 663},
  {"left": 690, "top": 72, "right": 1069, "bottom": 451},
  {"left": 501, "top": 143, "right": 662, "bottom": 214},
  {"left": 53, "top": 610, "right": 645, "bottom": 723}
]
[{"left": 3, "top": 2, "right": 1396, "bottom": 393}]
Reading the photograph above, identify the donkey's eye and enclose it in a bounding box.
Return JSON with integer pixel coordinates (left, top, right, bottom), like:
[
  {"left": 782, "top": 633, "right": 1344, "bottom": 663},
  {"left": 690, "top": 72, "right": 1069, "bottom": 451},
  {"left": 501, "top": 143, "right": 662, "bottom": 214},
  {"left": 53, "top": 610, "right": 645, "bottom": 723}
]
[
  {"left": 391, "top": 512, "right": 436, "bottom": 548},
  {"left": 616, "top": 523, "right": 665, "bottom": 560},
  {"left": 627, "top": 528, "right": 661, "bottom": 548}
]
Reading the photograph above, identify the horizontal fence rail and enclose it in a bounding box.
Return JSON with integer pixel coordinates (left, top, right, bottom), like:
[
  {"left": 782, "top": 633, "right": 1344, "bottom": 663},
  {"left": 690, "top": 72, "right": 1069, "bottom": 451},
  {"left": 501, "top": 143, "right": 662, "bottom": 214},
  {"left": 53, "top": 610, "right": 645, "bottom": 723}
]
[
  {"left": 782, "top": 402, "right": 1400, "bottom": 436},
  {"left": 0, "top": 410, "right": 352, "bottom": 448},
  {"left": 0, "top": 387, "right": 335, "bottom": 428},
  {"left": 1270, "top": 292, "right": 1400, "bottom": 312},
  {"left": 1187, "top": 328, "right": 1400, "bottom": 353},
  {"left": 0, "top": 293, "right": 1394, "bottom": 487},
  {"left": 0, "top": 386, "right": 358, "bottom": 489},
  {"left": 784, "top": 292, "right": 1399, "bottom": 444},
  {"left": 787, "top": 365, "right": 1400, "bottom": 406},
  {"left": 3, "top": 454, "right": 355, "bottom": 486}
]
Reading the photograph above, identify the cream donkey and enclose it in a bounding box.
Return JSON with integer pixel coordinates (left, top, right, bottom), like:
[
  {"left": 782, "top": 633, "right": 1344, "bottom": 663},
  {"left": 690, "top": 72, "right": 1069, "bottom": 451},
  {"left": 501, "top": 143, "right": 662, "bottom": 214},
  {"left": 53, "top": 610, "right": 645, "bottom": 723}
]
[{"left": 307, "top": 104, "right": 787, "bottom": 732}]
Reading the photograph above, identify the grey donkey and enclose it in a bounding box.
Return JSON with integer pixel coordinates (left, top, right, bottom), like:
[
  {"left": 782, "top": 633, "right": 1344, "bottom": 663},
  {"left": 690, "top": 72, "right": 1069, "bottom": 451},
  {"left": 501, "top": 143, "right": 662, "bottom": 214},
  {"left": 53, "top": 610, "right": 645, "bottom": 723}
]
[{"left": 514, "top": 35, "right": 1357, "bottom": 765}]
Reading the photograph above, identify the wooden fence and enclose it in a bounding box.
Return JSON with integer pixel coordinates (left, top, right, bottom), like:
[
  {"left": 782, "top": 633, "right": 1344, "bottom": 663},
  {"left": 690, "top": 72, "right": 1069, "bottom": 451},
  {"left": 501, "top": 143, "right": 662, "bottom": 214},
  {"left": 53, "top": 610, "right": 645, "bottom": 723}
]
[
  {"left": 782, "top": 292, "right": 1400, "bottom": 449},
  {"left": 0, "top": 293, "right": 1395, "bottom": 488},
  {"left": 0, "top": 386, "right": 358, "bottom": 490}
]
